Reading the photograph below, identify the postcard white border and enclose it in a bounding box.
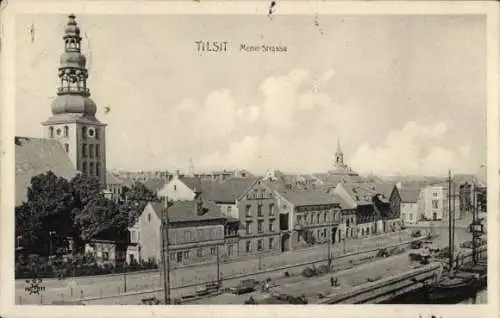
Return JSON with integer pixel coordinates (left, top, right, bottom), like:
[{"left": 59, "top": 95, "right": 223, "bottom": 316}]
[{"left": 1, "top": 1, "right": 498, "bottom": 318}]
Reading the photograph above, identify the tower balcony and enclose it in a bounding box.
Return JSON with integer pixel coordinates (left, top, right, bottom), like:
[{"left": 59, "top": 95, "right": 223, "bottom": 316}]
[{"left": 58, "top": 87, "right": 90, "bottom": 96}]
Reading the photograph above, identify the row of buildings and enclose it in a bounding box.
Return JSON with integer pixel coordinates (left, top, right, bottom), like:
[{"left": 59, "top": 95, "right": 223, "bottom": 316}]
[{"left": 15, "top": 15, "right": 484, "bottom": 269}]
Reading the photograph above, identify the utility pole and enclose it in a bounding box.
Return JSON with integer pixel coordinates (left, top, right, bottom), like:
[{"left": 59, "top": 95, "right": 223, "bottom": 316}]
[
  {"left": 327, "top": 218, "right": 333, "bottom": 268},
  {"left": 216, "top": 242, "right": 221, "bottom": 284},
  {"left": 452, "top": 178, "right": 456, "bottom": 259},
  {"left": 472, "top": 183, "right": 477, "bottom": 264},
  {"left": 448, "top": 170, "right": 453, "bottom": 271},
  {"left": 160, "top": 196, "right": 171, "bottom": 304}
]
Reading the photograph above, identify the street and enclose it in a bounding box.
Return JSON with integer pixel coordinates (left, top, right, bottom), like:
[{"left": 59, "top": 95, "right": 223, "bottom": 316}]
[{"left": 16, "top": 231, "right": 409, "bottom": 304}]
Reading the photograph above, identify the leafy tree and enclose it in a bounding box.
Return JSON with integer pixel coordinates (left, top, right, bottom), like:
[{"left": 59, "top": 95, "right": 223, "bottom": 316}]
[
  {"left": 16, "top": 171, "right": 75, "bottom": 254},
  {"left": 73, "top": 194, "right": 118, "bottom": 242},
  {"left": 119, "top": 182, "right": 159, "bottom": 226}
]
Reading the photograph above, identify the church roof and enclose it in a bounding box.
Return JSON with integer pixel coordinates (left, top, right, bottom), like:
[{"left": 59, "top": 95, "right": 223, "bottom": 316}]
[{"left": 15, "top": 137, "right": 78, "bottom": 206}]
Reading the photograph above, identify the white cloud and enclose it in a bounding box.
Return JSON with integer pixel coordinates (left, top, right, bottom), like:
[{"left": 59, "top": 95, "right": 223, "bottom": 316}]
[{"left": 350, "top": 121, "right": 473, "bottom": 176}]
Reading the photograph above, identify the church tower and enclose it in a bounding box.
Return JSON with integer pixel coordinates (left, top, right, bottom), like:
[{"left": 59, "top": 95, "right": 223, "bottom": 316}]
[
  {"left": 41, "top": 14, "right": 107, "bottom": 185},
  {"left": 334, "top": 138, "right": 344, "bottom": 168}
]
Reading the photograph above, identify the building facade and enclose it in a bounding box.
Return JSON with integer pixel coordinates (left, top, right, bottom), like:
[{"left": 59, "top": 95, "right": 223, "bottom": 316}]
[
  {"left": 237, "top": 179, "right": 281, "bottom": 257},
  {"left": 398, "top": 188, "right": 421, "bottom": 224},
  {"left": 128, "top": 198, "right": 237, "bottom": 268},
  {"left": 275, "top": 189, "right": 341, "bottom": 251}
]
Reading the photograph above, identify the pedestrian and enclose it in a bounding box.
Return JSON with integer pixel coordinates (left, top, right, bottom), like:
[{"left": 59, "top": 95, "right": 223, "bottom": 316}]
[{"left": 330, "top": 277, "right": 334, "bottom": 287}]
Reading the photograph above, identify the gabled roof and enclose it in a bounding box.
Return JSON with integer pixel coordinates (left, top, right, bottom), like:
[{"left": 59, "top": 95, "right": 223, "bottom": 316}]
[
  {"left": 178, "top": 176, "right": 203, "bottom": 192},
  {"left": 143, "top": 178, "right": 166, "bottom": 193},
  {"left": 205, "top": 177, "right": 259, "bottom": 203},
  {"left": 15, "top": 137, "right": 78, "bottom": 206},
  {"left": 148, "top": 200, "right": 225, "bottom": 223},
  {"left": 276, "top": 188, "right": 340, "bottom": 207},
  {"left": 363, "top": 182, "right": 396, "bottom": 198},
  {"left": 106, "top": 171, "right": 124, "bottom": 185},
  {"left": 338, "top": 182, "right": 378, "bottom": 205},
  {"left": 399, "top": 188, "right": 421, "bottom": 203}
]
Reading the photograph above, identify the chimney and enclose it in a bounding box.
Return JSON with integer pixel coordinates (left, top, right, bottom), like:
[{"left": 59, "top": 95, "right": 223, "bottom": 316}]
[{"left": 194, "top": 188, "right": 203, "bottom": 215}]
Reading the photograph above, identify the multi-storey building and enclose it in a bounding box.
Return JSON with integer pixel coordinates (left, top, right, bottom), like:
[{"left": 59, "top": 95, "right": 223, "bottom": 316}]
[
  {"left": 398, "top": 188, "right": 421, "bottom": 224},
  {"left": 274, "top": 189, "right": 341, "bottom": 251},
  {"left": 128, "top": 194, "right": 239, "bottom": 268}
]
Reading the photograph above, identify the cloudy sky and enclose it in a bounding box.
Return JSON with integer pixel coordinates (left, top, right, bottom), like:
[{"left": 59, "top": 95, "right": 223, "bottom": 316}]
[{"left": 15, "top": 14, "right": 486, "bottom": 177}]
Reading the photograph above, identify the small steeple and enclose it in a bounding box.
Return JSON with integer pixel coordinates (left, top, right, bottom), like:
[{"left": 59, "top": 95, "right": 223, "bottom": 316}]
[{"left": 334, "top": 137, "right": 344, "bottom": 168}]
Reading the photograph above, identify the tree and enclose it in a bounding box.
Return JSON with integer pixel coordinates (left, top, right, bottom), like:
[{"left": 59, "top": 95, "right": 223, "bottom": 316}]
[
  {"left": 73, "top": 195, "right": 118, "bottom": 242},
  {"left": 119, "top": 182, "right": 159, "bottom": 226},
  {"left": 16, "top": 171, "right": 75, "bottom": 255}
]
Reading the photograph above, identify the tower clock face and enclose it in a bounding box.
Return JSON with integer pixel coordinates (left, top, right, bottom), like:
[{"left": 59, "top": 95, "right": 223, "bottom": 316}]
[{"left": 88, "top": 127, "right": 95, "bottom": 137}]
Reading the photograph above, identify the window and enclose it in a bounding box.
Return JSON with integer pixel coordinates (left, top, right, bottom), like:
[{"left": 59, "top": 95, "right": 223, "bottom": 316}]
[
  {"left": 268, "top": 238, "right": 274, "bottom": 249},
  {"left": 433, "top": 192, "right": 439, "bottom": 197},
  {"left": 323, "top": 228, "right": 327, "bottom": 237},
  {"left": 245, "top": 205, "right": 251, "bottom": 217},
  {"left": 183, "top": 251, "right": 190, "bottom": 260},
  {"left": 82, "top": 162, "right": 87, "bottom": 173},
  {"left": 310, "top": 213, "right": 314, "bottom": 224},
  {"left": 432, "top": 200, "right": 439, "bottom": 209},
  {"left": 268, "top": 221, "right": 274, "bottom": 232},
  {"left": 64, "top": 143, "right": 69, "bottom": 153},
  {"left": 245, "top": 241, "right": 251, "bottom": 252},
  {"left": 304, "top": 213, "right": 308, "bottom": 224},
  {"left": 95, "top": 144, "right": 100, "bottom": 158},
  {"left": 258, "top": 220, "right": 264, "bottom": 233},
  {"left": 131, "top": 231, "right": 136, "bottom": 242},
  {"left": 409, "top": 214, "right": 413, "bottom": 221},
  {"left": 324, "top": 213, "right": 327, "bottom": 223},
  {"left": 96, "top": 163, "right": 101, "bottom": 177},
  {"left": 227, "top": 206, "right": 232, "bottom": 214},
  {"left": 197, "top": 248, "right": 203, "bottom": 257},
  {"left": 95, "top": 128, "right": 99, "bottom": 140},
  {"left": 245, "top": 221, "right": 252, "bottom": 234},
  {"left": 268, "top": 204, "right": 274, "bottom": 216},
  {"left": 82, "top": 144, "right": 88, "bottom": 157},
  {"left": 177, "top": 252, "right": 182, "bottom": 262},
  {"left": 90, "top": 162, "right": 95, "bottom": 175},
  {"left": 82, "top": 127, "right": 87, "bottom": 139},
  {"left": 316, "top": 214, "right": 320, "bottom": 224},
  {"left": 257, "top": 239, "right": 263, "bottom": 251},
  {"left": 49, "top": 127, "right": 54, "bottom": 138},
  {"left": 102, "top": 252, "right": 109, "bottom": 261},
  {"left": 148, "top": 213, "right": 151, "bottom": 223},
  {"left": 173, "top": 185, "right": 177, "bottom": 191},
  {"left": 64, "top": 126, "right": 69, "bottom": 137},
  {"left": 257, "top": 204, "right": 263, "bottom": 217},
  {"left": 227, "top": 244, "right": 233, "bottom": 256},
  {"left": 210, "top": 247, "right": 216, "bottom": 255},
  {"left": 89, "top": 144, "right": 94, "bottom": 158}
]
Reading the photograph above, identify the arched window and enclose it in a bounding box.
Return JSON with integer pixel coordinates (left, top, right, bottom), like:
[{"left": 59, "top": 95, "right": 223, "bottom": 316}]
[
  {"left": 49, "top": 127, "right": 54, "bottom": 138},
  {"left": 64, "top": 126, "right": 69, "bottom": 137}
]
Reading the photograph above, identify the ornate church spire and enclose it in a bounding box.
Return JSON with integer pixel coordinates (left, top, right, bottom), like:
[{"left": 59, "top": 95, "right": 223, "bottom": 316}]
[{"left": 51, "top": 14, "right": 96, "bottom": 117}]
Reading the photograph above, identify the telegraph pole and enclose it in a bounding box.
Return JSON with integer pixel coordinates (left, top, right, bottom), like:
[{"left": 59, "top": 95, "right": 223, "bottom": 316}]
[
  {"left": 472, "top": 183, "right": 477, "bottom": 264},
  {"left": 327, "top": 219, "right": 333, "bottom": 268},
  {"left": 452, "top": 178, "right": 456, "bottom": 258},
  {"left": 448, "top": 170, "right": 453, "bottom": 271},
  {"left": 160, "top": 196, "right": 171, "bottom": 304}
]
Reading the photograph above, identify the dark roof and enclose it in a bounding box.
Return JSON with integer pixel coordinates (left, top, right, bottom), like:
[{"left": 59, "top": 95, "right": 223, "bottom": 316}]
[
  {"left": 278, "top": 189, "right": 340, "bottom": 207},
  {"left": 205, "top": 177, "right": 259, "bottom": 203},
  {"left": 143, "top": 178, "right": 166, "bottom": 193},
  {"left": 179, "top": 176, "right": 203, "bottom": 192},
  {"left": 399, "top": 188, "right": 421, "bottom": 203},
  {"left": 149, "top": 200, "right": 225, "bottom": 223},
  {"left": 364, "top": 182, "right": 396, "bottom": 198},
  {"left": 312, "top": 172, "right": 365, "bottom": 185},
  {"left": 15, "top": 137, "right": 78, "bottom": 206}
]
